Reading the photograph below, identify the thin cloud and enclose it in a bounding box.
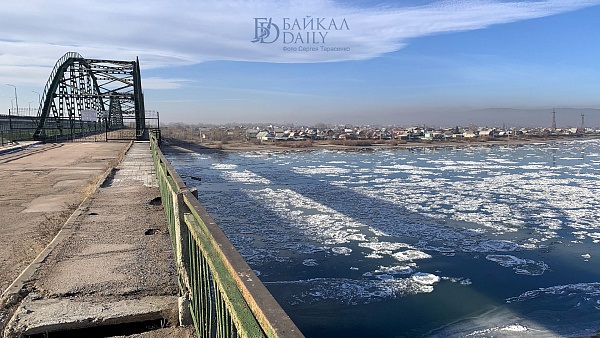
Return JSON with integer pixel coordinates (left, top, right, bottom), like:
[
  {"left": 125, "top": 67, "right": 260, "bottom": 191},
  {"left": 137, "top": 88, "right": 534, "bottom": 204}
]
[
  {"left": 142, "top": 77, "right": 193, "bottom": 90},
  {"left": 0, "top": 0, "right": 598, "bottom": 85}
]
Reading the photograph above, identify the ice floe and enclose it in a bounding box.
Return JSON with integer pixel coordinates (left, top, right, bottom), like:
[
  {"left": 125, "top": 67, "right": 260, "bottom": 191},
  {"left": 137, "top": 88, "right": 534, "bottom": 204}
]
[
  {"left": 392, "top": 250, "right": 432, "bottom": 262},
  {"left": 267, "top": 276, "right": 439, "bottom": 305},
  {"left": 374, "top": 265, "right": 415, "bottom": 275},
  {"left": 331, "top": 247, "right": 352, "bottom": 255},
  {"left": 507, "top": 282, "right": 600, "bottom": 304},
  {"left": 221, "top": 170, "right": 271, "bottom": 184},
  {"left": 411, "top": 272, "right": 440, "bottom": 285},
  {"left": 302, "top": 259, "right": 319, "bottom": 267},
  {"left": 486, "top": 255, "right": 549, "bottom": 276},
  {"left": 212, "top": 163, "right": 238, "bottom": 170}
]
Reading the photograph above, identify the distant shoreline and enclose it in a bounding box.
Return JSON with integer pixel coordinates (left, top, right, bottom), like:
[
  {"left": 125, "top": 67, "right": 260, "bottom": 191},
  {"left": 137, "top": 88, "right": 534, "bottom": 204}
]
[{"left": 162, "top": 135, "right": 600, "bottom": 154}]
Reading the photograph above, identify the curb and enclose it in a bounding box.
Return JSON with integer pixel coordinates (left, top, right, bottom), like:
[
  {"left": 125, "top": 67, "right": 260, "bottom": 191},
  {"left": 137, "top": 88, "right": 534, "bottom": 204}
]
[{"left": 0, "top": 142, "right": 41, "bottom": 156}]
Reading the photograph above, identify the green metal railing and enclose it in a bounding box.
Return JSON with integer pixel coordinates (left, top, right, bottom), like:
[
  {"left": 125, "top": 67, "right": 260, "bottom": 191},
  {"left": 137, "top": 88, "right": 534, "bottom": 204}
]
[{"left": 150, "top": 134, "right": 303, "bottom": 338}]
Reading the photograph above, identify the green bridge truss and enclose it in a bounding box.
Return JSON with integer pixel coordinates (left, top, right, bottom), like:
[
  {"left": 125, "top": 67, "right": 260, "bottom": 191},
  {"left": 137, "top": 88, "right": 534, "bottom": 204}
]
[{"left": 34, "top": 52, "right": 146, "bottom": 140}]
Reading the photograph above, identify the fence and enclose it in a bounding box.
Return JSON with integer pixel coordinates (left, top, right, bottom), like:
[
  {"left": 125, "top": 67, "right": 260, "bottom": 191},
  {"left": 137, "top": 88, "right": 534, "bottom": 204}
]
[
  {"left": 1, "top": 112, "right": 161, "bottom": 145},
  {"left": 150, "top": 134, "right": 303, "bottom": 338}
]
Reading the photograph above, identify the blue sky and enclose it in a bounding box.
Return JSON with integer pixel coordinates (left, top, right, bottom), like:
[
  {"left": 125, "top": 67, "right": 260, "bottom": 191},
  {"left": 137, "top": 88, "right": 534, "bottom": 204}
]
[{"left": 1, "top": 0, "right": 599, "bottom": 126}]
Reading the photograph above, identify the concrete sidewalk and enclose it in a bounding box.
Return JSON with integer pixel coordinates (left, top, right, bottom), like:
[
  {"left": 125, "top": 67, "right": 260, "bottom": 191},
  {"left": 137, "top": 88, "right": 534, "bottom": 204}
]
[
  {"left": 1, "top": 142, "right": 194, "bottom": 337},
  {"left": 0, "top": 141, "right": 130, "bottom": 295}
]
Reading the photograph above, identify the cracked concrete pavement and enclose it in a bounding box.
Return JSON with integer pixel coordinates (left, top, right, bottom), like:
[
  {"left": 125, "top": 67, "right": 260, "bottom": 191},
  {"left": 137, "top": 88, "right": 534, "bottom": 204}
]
[{"left": 0, "top": 141, "right": 194, "bottom": 337}]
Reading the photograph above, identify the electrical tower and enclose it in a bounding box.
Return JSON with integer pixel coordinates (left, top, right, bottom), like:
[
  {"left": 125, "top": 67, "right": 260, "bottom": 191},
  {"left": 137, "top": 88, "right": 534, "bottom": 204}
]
[
  {"left": 552, "top": 109, "right": 557, "bottom": 130},
  {"left": 581, "top": 113, "right": 585, "bottom": 130}
]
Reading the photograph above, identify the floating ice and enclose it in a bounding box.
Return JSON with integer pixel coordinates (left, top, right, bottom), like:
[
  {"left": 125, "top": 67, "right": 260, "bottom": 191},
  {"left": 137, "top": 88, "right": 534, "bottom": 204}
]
[
  {"left": 487, "top": 158, "right": 518, "bottom": 164},
  {"left": 375, "top": 274, "right": 395, "bottom": 281},
  {"left": 463, "top": 324, "right": 533, "bottom": 337},
  {"left": 268, "top": 277, "right": 438, "bottom": 305},
  {"left": 470, "top": 240, "right": 520, "bottom": 252},
  {"left": 486, "top": 255, "right": 549, "bottom": 276},
  {"left": 221, "top": 170, "right": 271, "bottom": 184},
  {"left": 292, "top": 166, "right": 350, "bottom": 175},
  {"left": 244, "top": 187, "right": 377, "bottom": 246},
  {"left": 358, "top": 242, "right": 414, "bottom": 254},
  {"left": 212, "top": 163, "right": 238, "bottom": 170},
  {"left": 374, "top": 265, "right": 414, "bottom": 275},
  {"left": 460, "top": 278, "right": 472, "bottom": 285},
  {"left": 302, "top": 259, "right": 318, "bottom": 267},
  {"left": 507, "top": 282, "right": 600, "bottom": 303},
  {"left": 502, "top": 324, "right": 529, "bottom": 332},
  {"left": 411, "top": 272, "right": 440, "bottom": 285},
  {"left": 168, "top": 139, "right": 600, "bottom": 334},
  {"left": 392, "top": 250, "right": 432, "bottom": 262},
  {"left": 332, "top": 247, "right": 352, "bottom": 255},
  {"left": 358, "top": 242, "right": 415, "bottom": 258}
]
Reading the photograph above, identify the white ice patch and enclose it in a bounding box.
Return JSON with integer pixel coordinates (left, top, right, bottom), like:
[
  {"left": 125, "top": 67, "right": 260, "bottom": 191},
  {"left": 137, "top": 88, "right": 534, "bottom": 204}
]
[
  {"left": 411, "top": 272, "right": 440, "bottom": 285},
  {"left": 486, "top": 255, "right": 549, "bottom": 276},
  {"left": 487, "top": 158, "right": 518, "bottom": 164},
  {"left": 221, "top": 170, "right": 271, "bottom": 184},
  {"left": 292, "top": 166, "right": 350, "bottom": 175},
  {"left": 302, "top": 259, "right": 318, "bottom": 267},
  {"left": 269, "top": 277, "right": 438, "bottom": 305},
  {"left": 374, "top": 265, "right": 414, "bottom": 275},
  {"left": 359, "top": 242, "right": 415, "bottom": 251},
  {"left": 502, "top": 324, "right": 529, "bottom": 332},
  {"left": 469, "top": 240, "right": 521, "bottom": 252},
  {"left": 358, "top": 241, "right": 415, "bottom": 258},
  {"left": 464, "top": 324, "right": 535, "bottom": 337},
  {"left": 212, "top": 163, "right": 238, "bottom": 170},
  {"left": 331, "top": 247, "right": 352, "bottom": 255},
  {"left": 244, "top": 187, "right": 386, "bottom": 250},
  {"left": 507, "top": 282, "right": 600, "bottom": 303},
  {"left": 392, "top": 250, "right": 432, "bottom": 262},
  {"left": 310, "top": 143, "right": 600, "bottom": 253}
]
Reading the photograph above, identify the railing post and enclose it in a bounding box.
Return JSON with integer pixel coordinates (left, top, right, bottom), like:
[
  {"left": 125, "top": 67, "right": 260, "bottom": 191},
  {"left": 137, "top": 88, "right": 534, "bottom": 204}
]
[{"left": 172, "top": 190, "right": 193, "bottom": 326}]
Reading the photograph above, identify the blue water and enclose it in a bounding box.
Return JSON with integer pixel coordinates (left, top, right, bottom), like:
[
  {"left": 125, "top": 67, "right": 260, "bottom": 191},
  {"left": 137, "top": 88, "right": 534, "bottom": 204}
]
[{"left": 167, "top": 139, "right": 600, "bottom": 337}]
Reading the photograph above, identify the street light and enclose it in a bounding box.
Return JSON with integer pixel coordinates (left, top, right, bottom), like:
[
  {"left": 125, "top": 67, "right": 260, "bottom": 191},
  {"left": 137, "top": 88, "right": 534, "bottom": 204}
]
[
  {"left": 6, "top": 84, "right": 18, "bottom": 115},
  {"left": 32, "top": 91, "right": 42, "bottom": 117},
  {"left": 32, "top": 91, "right": 41, "bottom": 109},
  {"left": 9, "top": 99, "right": 13, "bottom": 130}
]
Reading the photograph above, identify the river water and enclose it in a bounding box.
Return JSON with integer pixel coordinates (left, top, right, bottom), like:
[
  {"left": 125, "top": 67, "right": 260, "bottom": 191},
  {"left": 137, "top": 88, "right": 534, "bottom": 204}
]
[{"left": 167, "top": 139, "right": 600, "bottom": 337}]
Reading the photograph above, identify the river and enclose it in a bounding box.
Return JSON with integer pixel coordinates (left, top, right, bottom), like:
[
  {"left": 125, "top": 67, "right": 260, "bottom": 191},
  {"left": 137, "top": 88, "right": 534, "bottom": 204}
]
[{"left": 166, "top": 139, "right": 600, "bottom": 337}]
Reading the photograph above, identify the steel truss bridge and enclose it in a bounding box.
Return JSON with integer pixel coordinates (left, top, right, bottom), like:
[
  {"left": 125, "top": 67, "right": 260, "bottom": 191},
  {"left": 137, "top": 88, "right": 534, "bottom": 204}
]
[{"left": 32, "top": 52, "right": 151, "bottom": 141}]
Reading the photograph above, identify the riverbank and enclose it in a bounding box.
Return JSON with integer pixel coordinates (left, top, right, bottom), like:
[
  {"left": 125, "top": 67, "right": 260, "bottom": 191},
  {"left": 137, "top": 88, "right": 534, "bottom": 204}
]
[{"left": 163, "top": 135, "right": 600, "bottom": 154}]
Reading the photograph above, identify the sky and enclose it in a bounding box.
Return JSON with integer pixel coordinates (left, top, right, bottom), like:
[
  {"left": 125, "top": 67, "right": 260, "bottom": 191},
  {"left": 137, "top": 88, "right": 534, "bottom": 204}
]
[{"left": 1, "top": 0, "right": 599, "bottom": 127}]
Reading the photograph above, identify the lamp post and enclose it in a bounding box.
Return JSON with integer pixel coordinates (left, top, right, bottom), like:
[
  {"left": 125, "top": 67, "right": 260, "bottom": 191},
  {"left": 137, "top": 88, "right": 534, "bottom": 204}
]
[
  {"left": 32, "top": 91, "right": 41, "bottom": 113},
  {"left": 6, "top": 84, "right": 18, "bottom": 116},
  {"left": 9, "top": 99, "right": 13, "bottom": 131}
]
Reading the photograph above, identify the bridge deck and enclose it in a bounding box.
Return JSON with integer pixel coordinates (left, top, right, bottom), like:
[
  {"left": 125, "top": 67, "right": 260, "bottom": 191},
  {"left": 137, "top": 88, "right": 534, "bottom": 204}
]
[{"left": 0, "top": 142, "right": 194, "bottom": 337}]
